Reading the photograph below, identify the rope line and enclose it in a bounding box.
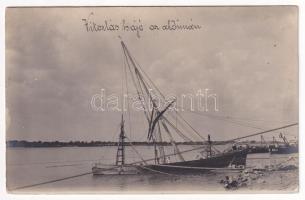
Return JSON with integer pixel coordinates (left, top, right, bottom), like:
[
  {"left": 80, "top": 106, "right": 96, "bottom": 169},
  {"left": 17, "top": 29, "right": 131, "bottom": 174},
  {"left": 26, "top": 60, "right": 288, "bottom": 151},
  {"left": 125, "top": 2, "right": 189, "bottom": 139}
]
[{"left": 10, "top": 122, "right": 298, "bottom": 191}]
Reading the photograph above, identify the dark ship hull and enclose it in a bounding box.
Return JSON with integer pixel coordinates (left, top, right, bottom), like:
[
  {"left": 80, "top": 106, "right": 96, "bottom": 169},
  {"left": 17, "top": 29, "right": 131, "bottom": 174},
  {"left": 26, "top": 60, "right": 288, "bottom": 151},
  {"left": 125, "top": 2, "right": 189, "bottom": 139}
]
[
  {"left": 138, "top": 149, "right": 248, "bottom": 174},
  {"left": 270, "top": 145, "right": 298, "bottom": 154}
]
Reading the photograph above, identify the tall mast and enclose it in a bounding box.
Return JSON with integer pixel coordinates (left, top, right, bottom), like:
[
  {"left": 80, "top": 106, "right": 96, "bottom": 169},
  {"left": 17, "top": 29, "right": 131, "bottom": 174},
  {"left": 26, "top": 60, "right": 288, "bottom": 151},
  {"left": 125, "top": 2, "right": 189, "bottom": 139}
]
[
  {"left": 116, "top": 115, "right": 125, "bottom": 166},
  {"left": 207, "top": 134, "right": 212, "bottom": 157},
  {"left": 120, "top": 40, "right": 185, "bottom": 162},
  {"left": 260, "top": 135, "right": 265, "bottom": 146}
]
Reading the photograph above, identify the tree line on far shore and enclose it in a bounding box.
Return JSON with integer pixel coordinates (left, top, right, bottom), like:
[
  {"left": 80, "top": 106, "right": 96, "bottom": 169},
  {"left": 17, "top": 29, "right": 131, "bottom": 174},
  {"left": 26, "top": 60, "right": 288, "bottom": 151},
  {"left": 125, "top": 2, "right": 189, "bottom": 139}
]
[
  {"left": 6, "top": 140, "right": 204, "bottom": 147},
  {"left": 6, "top": 139, "right": 268, "bottom": 148}
]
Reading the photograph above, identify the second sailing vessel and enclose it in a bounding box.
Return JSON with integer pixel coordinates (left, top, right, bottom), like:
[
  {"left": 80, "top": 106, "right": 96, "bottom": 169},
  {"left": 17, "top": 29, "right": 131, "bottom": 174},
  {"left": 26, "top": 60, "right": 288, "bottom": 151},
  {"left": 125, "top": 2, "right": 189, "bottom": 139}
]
[{"left": 269, "top": 133, "right": 298, "bottom": 154}]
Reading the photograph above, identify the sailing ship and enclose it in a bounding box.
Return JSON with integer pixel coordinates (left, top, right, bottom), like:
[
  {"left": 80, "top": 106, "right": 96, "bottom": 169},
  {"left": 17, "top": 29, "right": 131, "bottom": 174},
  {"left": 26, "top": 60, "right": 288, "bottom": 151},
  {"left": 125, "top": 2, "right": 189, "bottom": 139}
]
[
  {"left": 92, "top": 40, "right": 249, "bottom": 175},
  {"left": 269, "top": 133, "right": 298, "bottom": 154},
  {"left": 92, "top": 115, "right": 140, "bottom": 175}
]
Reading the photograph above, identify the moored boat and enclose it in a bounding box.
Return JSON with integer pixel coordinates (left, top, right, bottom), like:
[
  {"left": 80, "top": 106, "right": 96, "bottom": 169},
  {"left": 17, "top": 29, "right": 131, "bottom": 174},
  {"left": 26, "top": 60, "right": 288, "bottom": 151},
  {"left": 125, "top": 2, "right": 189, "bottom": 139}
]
[
  {"left": 92, "top": 40, "right": 249, "bottom": 175},
  {"left": 269, "top": 133, "right": 298, "bottom": 154},
  {"left": 137, "top": 149, "right": 248, "bottom": 174},
  {"left": 92, "top": 164, "right": 140, "bottom": 175}
]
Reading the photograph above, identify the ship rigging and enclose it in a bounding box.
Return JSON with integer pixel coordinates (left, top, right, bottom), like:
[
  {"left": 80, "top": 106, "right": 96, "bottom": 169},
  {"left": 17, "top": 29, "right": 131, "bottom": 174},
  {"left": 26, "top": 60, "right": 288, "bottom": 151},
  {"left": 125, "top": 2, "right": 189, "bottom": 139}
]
[{"left": 92, "top": 40, "right": 252, "bottom": 175}]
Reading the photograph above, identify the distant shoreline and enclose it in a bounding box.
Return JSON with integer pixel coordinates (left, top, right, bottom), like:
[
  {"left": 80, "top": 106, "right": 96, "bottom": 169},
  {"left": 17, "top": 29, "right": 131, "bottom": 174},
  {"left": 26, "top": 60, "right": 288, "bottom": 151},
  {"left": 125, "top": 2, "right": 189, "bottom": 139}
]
[{"left": 6, "top": 140, "right": 280, "bottom": 148}]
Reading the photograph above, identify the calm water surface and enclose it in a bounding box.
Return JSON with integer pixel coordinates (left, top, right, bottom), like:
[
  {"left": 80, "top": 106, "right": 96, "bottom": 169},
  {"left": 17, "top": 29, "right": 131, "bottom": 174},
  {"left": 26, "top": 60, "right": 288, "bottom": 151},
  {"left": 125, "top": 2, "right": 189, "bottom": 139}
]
[{"left": 6, "top": 146, "right": 298, "bottom": 193}]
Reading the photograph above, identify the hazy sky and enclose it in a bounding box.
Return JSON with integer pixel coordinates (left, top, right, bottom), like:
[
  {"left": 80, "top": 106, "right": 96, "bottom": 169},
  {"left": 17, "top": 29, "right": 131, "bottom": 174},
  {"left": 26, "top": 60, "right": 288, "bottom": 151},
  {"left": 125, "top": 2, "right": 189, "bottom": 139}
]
[{"left": 6, "top": 6, "right": 298, "bottom": 142}]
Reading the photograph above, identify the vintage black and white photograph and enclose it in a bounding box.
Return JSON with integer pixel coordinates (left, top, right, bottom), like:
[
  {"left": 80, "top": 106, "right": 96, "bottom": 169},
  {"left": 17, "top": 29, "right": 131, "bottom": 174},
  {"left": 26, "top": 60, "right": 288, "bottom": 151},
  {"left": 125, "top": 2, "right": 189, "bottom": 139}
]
[{"left": 5, "top": 6, "right": 299, "bottom": 193}]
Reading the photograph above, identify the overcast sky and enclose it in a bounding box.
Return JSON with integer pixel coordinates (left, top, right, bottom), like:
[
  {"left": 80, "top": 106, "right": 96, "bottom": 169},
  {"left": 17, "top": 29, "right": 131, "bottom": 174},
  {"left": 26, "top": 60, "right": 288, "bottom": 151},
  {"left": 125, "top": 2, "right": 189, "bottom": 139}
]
[{"left": 6, "top": 6, "right": 298, "bottom": 142}]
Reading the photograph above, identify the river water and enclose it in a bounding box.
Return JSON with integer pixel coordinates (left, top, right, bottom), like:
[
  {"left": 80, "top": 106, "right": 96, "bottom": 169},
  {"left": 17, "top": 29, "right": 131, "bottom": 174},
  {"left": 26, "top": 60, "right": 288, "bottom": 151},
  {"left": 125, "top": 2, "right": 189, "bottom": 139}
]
[{"left": 6, "top": 146, "right": 298, "bottom": 193}]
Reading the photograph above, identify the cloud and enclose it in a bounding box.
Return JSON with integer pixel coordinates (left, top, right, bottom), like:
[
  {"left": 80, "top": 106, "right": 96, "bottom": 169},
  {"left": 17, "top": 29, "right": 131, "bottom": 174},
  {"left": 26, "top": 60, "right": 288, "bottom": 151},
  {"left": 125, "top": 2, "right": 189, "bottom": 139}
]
[{"left": 6, "top": 7, "right": 298, "bottom": 141}]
